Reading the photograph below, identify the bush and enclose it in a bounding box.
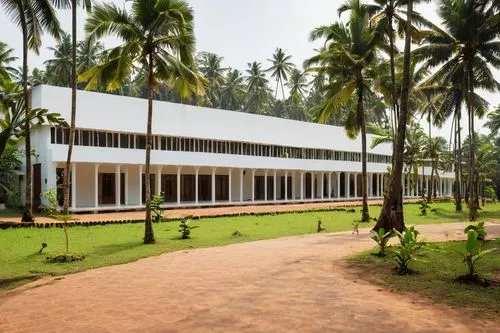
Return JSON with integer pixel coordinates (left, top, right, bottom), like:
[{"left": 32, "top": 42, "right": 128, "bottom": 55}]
[
  {"left": 370, "top": 228, "right": 394, "bottom": 257},
  {"left": 47, "top": 253, "right": 85, "bottom": 263},
  {"left": 178, "top": 216, "right": 199, "bottom": 239},
  {"left": 459, "top": 229, "right": 498, "bottom": 284},
  {"left": 151, "top": 193, "right": 165, "bottom": 223},
  {"left": 418, "top": 200, "right": 431, "bottom": 216},
  {"left": 391, "top": 226, "right": 426, "bottom": 275},
  {"left": 464, "top": 222, "right": 487, "bottom": 241}
]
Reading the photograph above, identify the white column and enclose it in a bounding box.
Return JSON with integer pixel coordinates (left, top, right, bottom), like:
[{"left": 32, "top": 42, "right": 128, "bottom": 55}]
[
  {"left": 381, "top": 174, "right": 384, "bottom": 197},
  {"left": 291, "top": 172, "right": 296, "bottom": 201},
  {"left": 376, "top": 173, "right": 380, "bottom": 197},
  {"left": 354, "top": 173, "right": 358, "bottom": 198},
  {"left": 195, "top": 167, "right": 199, "bottom": 204},
  {"left": 71, "top": 163, "right": 77, "bottom": 209},
  {"left": 115, "top": 164, "right": 121, "bottom": 207},
  {"left": 346, "top": 173, "right": 350, "bottom": 198},
  {"left": 176, "top": 166, "right": 181, "bottom": 205},
  {"left": 228, "top": 168, "right": 232, "bottom": 203},
  {"left": 264, "top": 170, "right": 268, "bottom": 201},
  {"left": 320, "top": 172, "right": 324, "bottom": 200},
  {"left": 156, "top": 166, "right": 162, "bottom": 196},
  {"left": 311, "top": 173, "right": 315, "bottom": 200},
  {"left": 416, "top": 176, "right": 419, "bottom": 197},
  {"left": 336, "top": 172, "right": 340, "bottom": 198},
  {"left": 328, "top": 172, "right": 332, "bottom": 199},
  {"left": 300, "top": 171, "right": 304, "bottom": 200},
  {"left": 124, "top": 167, "right": 129, "bottom": 205},
  {"left": 94, "top": 164, "right": 99, "bottom": 208},
  {"left": 251, "top": 169, "right": 255, "bottom": 202},
  {"left": 139, "top": 165, "right": 143, "bottom": 205},
  {"left": 240, "top": 169, "right": 244, "bottom": 202},
  {"left": 273, "top": 170, "right": 277, "bottom": 201},
  {"left": 211, "top": 167, "right": 216, "bottom": 203},
  {"left": 284, "top": 171, "right": 288, "bottom": 201}
]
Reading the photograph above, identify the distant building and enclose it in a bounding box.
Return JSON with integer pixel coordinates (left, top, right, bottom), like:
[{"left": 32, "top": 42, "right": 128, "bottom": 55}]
[{"left": 18, "top": 85, "right": 454, "bottom": 212}]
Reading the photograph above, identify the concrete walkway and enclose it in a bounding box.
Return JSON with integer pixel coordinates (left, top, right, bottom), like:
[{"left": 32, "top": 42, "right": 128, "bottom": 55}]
[
  {"left": 1, "top": 222, "right": 499, "bottom": 333},
  {"left": 0, "top": 199, "right": 407, "bottom": 224}
]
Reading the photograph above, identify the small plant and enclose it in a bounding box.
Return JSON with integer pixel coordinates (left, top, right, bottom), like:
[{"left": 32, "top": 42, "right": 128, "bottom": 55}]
[
  {"left": 232, "top": 230, "right": 242, "bottom": 237},
  {"left": 458, "top": 229, "right": 498, "bottom": 285},
  {"left": 316, "top": 219, "right": 327, "bottom": 232},
  {"left": 178, "top": 216, "right": 199, "bottom": 239},
  {"left": 151, "top": 193, "right": 165, "bottom": 223},
  {"left": 464, "top": 222, "right": 487, "bottom": 241},
  {"left": 418, "top": 199, "right": 431, "bottom": 216},
  {"left": 391, "top": 226, "right": 426, "bottom": 275},
  {"left": 352, "top": 222, "right": 359, "bottom": 235},
  {"left": 370, "top": 228, "right": 394, "bottom": 257},
  {"left": 38, "top": 243, "right": 47, "bottom": 254}
]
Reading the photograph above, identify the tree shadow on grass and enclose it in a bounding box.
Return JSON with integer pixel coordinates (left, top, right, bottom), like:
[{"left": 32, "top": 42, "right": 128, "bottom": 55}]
[{"left": 92, "top": 241, "right": 145, "bottom": 256}]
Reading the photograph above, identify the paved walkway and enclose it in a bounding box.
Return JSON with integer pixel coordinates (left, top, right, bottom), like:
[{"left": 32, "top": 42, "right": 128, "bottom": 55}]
[
  {"left": 1, "top": 222, "right": 499, "bottom": 333},
  {"left": 0, "top": 199, "right": 413, "bottom": 224}
]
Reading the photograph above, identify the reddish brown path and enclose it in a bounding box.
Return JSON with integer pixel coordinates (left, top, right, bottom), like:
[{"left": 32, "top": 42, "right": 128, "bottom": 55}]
[
  {"left": 0, "top": 199, "right": 414, "bottom": 224},
  {"left": 1, "top": 222, "right": 499, "bottom": 333}
]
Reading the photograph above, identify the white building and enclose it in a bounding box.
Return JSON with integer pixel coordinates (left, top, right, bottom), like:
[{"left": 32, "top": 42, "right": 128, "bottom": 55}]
[{"left": 21, "top": 85, "right": 454, "bottom": 212}]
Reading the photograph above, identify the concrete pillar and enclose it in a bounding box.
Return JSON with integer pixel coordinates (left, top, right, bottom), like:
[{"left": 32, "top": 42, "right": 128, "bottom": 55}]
[
  {"left": 195, "top": 167, "right": 199, "bottom": 204},
  {"left": 115, "top": 164, "right": 121, "bottom": 207},
  {"left": 95, "top": 164, "right": 100, "bottom": 208},
  {"left": 264, "top": 170, "right": 268, "bottom": 201},
  {"left": 284, "top": 171, "right": 288, "bottom": 201},
  {"left": 71, "top": 163, "right": 77, "bottom": 209},
  {"left": 292, "top": 171, "right": 296, "bottom": 201},
  {"left": 346, "top": 173, "right": 350, "bottom": 198},
  {"left": 336, "top": 172, "right": 340, "bottom": 198},
  {"left": 376, "top": 173, "right": 380, "bottom": 197},
  {"left": 176, "top": 166, "right": 181, "bottom": 205},
  {"left": 211, "top": 167, "right": 216, "bottom": 204},
  {"left": 124, "top": 167, "right": 129, "bottom": 205},
  {"left": 240, "top": 169, "right": 244, "bottom": 202},
  {"left": 311, "top": 173, "right": 315, "bottom": 200},
  {"left": 273, "top": 170, "right": 277, "bottom": 201},
  {"left": 320, "top": 172, "right": 324, "bottom": 200},
  {"left": 251, "top": 169, "right": 255, "bottom": 202},
  {"left": 328, "top": 172, "right": 332, "bottom": 199},
  {"left": 300, "top": 171, "right": 304, "bottom": 200},
  {"left": 354, "top": 173, "right": 358, "bottom": 198},
  {"left": 228, "top": 169, "right": 232, "bottom": 203}
]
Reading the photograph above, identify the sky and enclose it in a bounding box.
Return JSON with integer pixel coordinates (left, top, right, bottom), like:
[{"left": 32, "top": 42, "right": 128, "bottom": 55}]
[{"left": 1, "top": 0, "right": 498, "bottom": 139}]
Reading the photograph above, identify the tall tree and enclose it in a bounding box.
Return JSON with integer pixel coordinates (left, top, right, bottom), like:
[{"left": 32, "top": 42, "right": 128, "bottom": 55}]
[
  {"left": 45, "top": 32, "right": 72, "bottom": 87},
  {"left": 81, "top": 0, "right": 202, "bottom": 243},
  {"left": 244, "top": 61, "right": 272, "bottom": 115},
  {"left": 305, "top": 0, "right": 384, "bottom": 222},
  {"left": 267, "top": 48, "right": 294, "bottom": 100},
  {"left": 0, "top": 42, "right": 17, "bottom": 82},
  {"left": 1, "top": 0, "right": 61, "bottom": 222},
  {"left": 486, "top": 105, "right": 500, "bottom": 137},
  {"left": 76, "top": 37, "right": 104, "bottom": 73},
  {"left": 413, "top": 0, "right": 500, "bottom": 220},
  {"left": 197, "top": 51, "right": 225, "bottom": 108},
  {"left": 220, "top": 69, "right": 245, "bottom": 111}
]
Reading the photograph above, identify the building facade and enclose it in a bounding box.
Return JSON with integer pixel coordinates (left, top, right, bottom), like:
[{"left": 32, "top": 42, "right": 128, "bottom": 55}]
[{"left": 22, "top": 85, "right": 454, "bottom": 212}]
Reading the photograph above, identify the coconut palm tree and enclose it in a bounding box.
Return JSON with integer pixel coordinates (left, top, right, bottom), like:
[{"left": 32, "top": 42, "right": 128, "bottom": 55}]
[
  {"left": 267, "top": 48, "right": 295, "bottom": 101},
  {"left": 486, "top": 105, "right": 500, "bottom": 137},
  {"left": 197, "top": 51, "right": 226, "bottom": 108},
  {"left": 413, "top": 0, "right": 500, "bottom": 220},
  {"left": 424, "top": 136, "right": 447, "bottom": 200},
  {"left": 1, "top": 0, "right": 61, "bottom": 222},
  {"left": 305, "top": 0, "right": 385, "bottom": 222},
  {"left": 285, "top": 69, "right": 309, "bottom": 121},
  {"left": 45, "top": 32, "right": 73, "bottom": 87},
  {"left": 76, "top": 38, "right": 104, "bottom": 73},
  {"left": 80, "top": 0, "right": 203, "bottom": 244},
  {"left": 244, "top": 61, "right": 272, "bottom": 115},
  {"left": 0, "top": 42, "right": 16, "bottom": 82},
  {"left": 220, "top": 69, "right": 245, "bottom": 111}
]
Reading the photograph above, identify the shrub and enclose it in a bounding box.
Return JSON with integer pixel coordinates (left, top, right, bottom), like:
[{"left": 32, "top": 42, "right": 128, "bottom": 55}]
[
  {"left": 418, "top": 200, "right": 431, "bottom": 216},
  {"left": 391, "top": 226, "right": 426, "bottom": 275},
  {"left": 464, "top": 222, "right": 487, "bottom": 241},
  {"left": 151, "top": 193, "right": 165, "bottom": 223},
  {"left": 352, "top": 222, "right": 359, "bottom": 235},
  {"left": 459, "top": 229, "right": 498, "bottom": 284},
  {"left": 317, "top": 219, "right": 326, "bottom": 233},
  {"left": 178, "top": 216, "right": 199, "bottom": 239},
  {"left": 370, "top": 228, "right": 394, "bottom": 257}
]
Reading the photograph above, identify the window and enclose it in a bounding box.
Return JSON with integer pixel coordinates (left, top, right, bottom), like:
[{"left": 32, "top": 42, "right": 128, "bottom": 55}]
[
  {"left": 82, "top": 130, "right": 91, "bottom": 146},
  {"left": 50, "top": 127, "right": 55, "bottom": 144},
  {"left": 136, "top": 135, "right": 146, "bottom": 149},
  {"left": 120, "top": 134, "right": 129, "bottom": 148}
]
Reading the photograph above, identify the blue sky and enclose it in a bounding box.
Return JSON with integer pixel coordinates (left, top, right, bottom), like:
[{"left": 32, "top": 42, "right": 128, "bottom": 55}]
[{"left": 1, "top": 0, "right": 498, "bottom": 137}]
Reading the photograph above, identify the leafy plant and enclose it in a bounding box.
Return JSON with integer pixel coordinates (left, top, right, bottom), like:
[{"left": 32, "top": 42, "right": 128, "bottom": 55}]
[
  {"left": 391, "top": 226, "right": 426, "bottom": 275},
  {"left": 352, "top": 222, "right": 359, "bottom": 235},
  {"left": 370, "top": 228, "right": 394, "bottom": 257},
  {"left": 151, "top": 193, "right": 165, "bottom": 223},
  {"left": 459, "top": 229, "right": 498, "bottom": 284},
  {"left": 418, "top": 199, "right": 431, "bottom": 216},
  {"left": 464, "top": 222, "right": 487, "bottom": 241},
  {"left": 178, "top": 216, "right": 199, "bottom": 239},
  {"left": 316, "top": 219, "right": 326, "bottom": 232}
]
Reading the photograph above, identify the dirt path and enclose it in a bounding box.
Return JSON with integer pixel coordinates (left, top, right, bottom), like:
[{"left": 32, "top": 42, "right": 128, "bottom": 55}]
[{"left": 1, "top": 222, "right": 499, "bottom": 333}]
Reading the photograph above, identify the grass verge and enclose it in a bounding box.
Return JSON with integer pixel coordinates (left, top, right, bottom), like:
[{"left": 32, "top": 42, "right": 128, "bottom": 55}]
[
  {"left": 347, "top": 238, "right": 500, "bottom": 320},
  {"left": 1, "top": 202, "right": 499, "bottom": 290}
]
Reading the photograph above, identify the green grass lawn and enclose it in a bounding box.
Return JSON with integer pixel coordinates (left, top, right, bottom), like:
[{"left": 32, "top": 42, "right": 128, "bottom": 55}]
[
  {"left": 1, "top": 202, "right": 500, "bottom": 290},
  {"left": 348, "top": 238, "right": 500, "bottom": 319}
]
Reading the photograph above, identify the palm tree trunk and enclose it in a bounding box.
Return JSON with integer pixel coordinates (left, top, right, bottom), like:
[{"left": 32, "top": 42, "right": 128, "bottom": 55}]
[
  {"left": 427, "top": 166, "right": 434, "bottom": 202},
  {"left": 63, "top": 0, "right": 77, "bottom": 215},
  {"left": 467, "top": 63, "right": 478, "bottom": 220},
  {"left": 388, "top": 15, "right": 399, "bottom": 139},
  {"left": 375, "top": 0, "right": 413, "bottom": 232},
  {"left": 20, "top": 12, "right": 33, "bottom": 222},
  {"left": 454, "top": 113, "right": 462, "bottom": 211},
  {"left": 358, "top": 84, "right": 369, "bottom": 222},
  {"left": 143, "top": 53, "right": 155, "bottom": 244}
]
